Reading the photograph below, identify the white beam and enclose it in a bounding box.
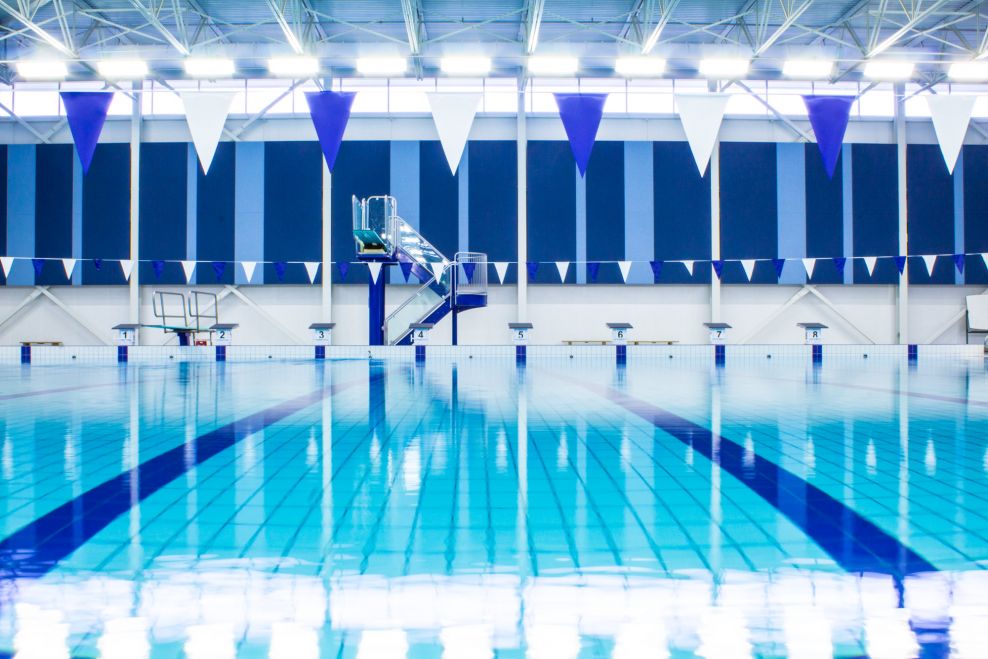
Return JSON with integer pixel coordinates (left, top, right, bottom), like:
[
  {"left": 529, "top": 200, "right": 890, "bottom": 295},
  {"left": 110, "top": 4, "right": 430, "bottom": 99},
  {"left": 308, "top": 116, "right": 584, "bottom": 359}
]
[
  {"left": 523, "top": 0, "right": 545, "bottom": 54},
  {"left": 224, "top": 285, "right": 308, "bottom": 344},
  {"left": 0, "top": 0, "right": 75, "bottom": 56},
  {"left": 37, "top": 287, "right": 111, "bottom": 345},
  {"left": 642, "top": 0, "right": 682, "bottom": 54},
  {"left": 869, "top": 0, "right": 953, "bottom": 56},
  {"left": 400, "top": 0, "right": 423, "bottom": 54},
  {"left": 266, "top": 0, "right": 304, "bottom": 54},
  {"left": 128, "top": 0, "right": 190, "bottom": 55},
  {"left": 753, "top": 0, "right": 813, "bottom": 55},
  {"left": 805, "top": 286, "right": 878, "bottom": 344}
]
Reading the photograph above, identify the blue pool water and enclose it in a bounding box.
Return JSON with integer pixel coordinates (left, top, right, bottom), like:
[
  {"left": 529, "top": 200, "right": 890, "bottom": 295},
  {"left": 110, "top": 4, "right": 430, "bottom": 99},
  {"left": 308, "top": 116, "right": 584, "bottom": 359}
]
[{"left": 0, "top": 356, "right": 987, "bottom": 658}]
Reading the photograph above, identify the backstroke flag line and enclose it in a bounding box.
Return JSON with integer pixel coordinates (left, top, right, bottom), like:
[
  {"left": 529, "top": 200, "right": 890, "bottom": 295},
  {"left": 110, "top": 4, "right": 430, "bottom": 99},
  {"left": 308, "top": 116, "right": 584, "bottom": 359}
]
[
  {"left": 926, "top": 95, "right": 976, "bottom": 174},
  {"left": 61, "top": 92, "right": 114, "bottom": 175},
  {"left": 427, "top": 93, "right": 481, "bottom": 174},
  {"left": 305, "top": 91, "right": 357, "bottom": 172},
  {"left": 182, "top": 92, "right": 236, "bottom": 174},
  {"left": 674, "top": 94, "right": 729, "bottom": 175},
  {"left": 554, "top": 93, "right": 608, "bottom": 177}
]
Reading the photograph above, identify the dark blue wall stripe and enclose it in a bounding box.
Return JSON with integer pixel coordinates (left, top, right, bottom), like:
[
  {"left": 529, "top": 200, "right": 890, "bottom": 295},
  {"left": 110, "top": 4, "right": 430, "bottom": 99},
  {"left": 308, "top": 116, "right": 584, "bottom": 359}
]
[
  {"left": 805, "top": 143, "right": 844, "bottom": 284},
  {"left": 0, "top": 145, "right": 6, "bottom": 286},
  {"left": 468, "top": 141, "right": 517, "bottom": 283},
  {"left": 34, "top": 144, "right": 73, "bottom": 285},
  {"left": 963, "top": 145, "right": 988, "bottom": 285},
  {"left": 586, "top": 141, "right": 625, "bottom": 284},
  {"left": 263, "top": 141, "right": 322, "bottom": 284},
  {"left": 331, "top": 141, "right": 390, "bottom": 284},
  {"left": 418, "top": 140, "right": 458, "bottom": 260},
  {"left": 653, "top": 142, "right": 710, "bottom": 284},
  {"left": 907, "top": 144, "right": 954, "bottom": 284},
  {"left": 720, "top": 142, "right": 778, "bottom": 283},
  {"left": 197, "top": 142, "right": 236, "bottom": 285},
  {"left": 527, "top": 141, "right": 576, "bottom": 283},
  {"left": 82, "top": 144, "right": 129, "bottom": 285},
  {"left": 852, "top": 144, "right": 898, "bottom": 284},
  {"left": 139, "top": 142, "right": 187, "bottom": 285}
]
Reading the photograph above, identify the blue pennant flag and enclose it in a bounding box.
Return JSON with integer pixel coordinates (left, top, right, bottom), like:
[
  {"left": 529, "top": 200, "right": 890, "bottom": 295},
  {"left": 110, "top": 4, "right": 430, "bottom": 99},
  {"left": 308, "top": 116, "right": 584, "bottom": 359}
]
[
  {"left": 31, "top": 259, "right": 43, "bottom": 277},
  {"left": 399, "top": 261, "right": 413, "bottom": 282},
  {"left": 553, "top": 93, "right": 608, "bottom": 177},
  {"left": 833, "top": 257, "right": 847, "bottom": 274},
  {"left": 274, "top": 261, "right": 287, "bottom": 281},
  {"left": 60, "top": 92, "right": 113, "bottom": 175},
  {"left": 954, "top": 254, "right": 965, "bottom": 273},
  {"left": 151, "top": 260, "right": 165, "bottom": 279},
  {"left": 649, "top": 260, "right": 662, "bottom": 282},
  {"left": 802, "top": 95, "right": 854, "bottom": 178},
  {"left": 772, "top": 258, "right": 786, "bottom": 278},
  {"left": 527, "top": 261, "right": 539, "bottom": 281},
  {"left": 462, "top": 262, "right": 476, "bottom": 282},
  {"left": 93, "top": 258, "right": 103, "bottom": 271},
  {"left": 304, "top": 91, "right": 357, "bottom": 173},
  {"left": 212, "top": 261, "right": 226, "bottom": 281},
  {"left": 894, "top": 256, "right": 907, "bottom": 274},
  {"left": 587, "top": 261, "right": 601, "bottom": 282},
  {"left": 337, "top": 261, "right": 349, "bottom": 280},
  {"left": 711, "top": 260, "right": 724, "bottom": 279}
]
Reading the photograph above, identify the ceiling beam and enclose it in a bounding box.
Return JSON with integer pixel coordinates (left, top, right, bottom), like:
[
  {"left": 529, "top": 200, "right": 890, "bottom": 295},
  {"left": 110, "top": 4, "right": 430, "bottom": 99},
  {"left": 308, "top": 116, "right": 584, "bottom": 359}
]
[
  {"left": 642, "top": 0, "right": 682, "bottom": 54},
  {"left": 128, "top": 0, "right": 190, "bottom": 55},
  {"left": 753, "top": 0, "right": 813, "bottom": 56},
  {"left": 0, "top": 0, "right": 75, "bottom": 56},
  {"left": 266, "top": 0, "right": 304, "bottom": 54},
  {"left": 523, "top": 0, "right": 544, "bottom": 54},
  {"left": 400, "top": 0, "right": 423, "bottom": 54},
  {"left": 868, "top": 0, "right": 953, "bottom": 56}
]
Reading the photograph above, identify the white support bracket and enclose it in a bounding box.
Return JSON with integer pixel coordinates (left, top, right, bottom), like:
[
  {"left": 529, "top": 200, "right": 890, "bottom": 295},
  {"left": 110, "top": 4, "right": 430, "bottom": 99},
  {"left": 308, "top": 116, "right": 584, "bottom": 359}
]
[
  {"left": 923, "top": 287, "right": 988, "bottom": 344},
  {"left": 738, "top": 284, "right": 878, "bottom": 345},
  {"left": 0, "top": 287, "right": 46, "bottom": 333},
  {"left": 224, "top": 285, "right": 309, "bottom": 344},
  {"left": 37, "top": 287, "right": 112, "bottom": 345},
  {"left": 805, "top": 285, "right": 877, "bottom": 344}
]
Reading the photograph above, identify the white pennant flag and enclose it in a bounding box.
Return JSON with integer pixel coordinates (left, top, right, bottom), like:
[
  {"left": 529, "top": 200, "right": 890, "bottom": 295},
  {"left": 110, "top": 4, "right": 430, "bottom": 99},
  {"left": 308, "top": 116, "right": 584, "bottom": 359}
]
[
  {"left": 304, "top": 262, "right": 320, "bottom": 283},
  {"left": 863, "top": 256, "right": 878, "bottom": 276},
  {"left": 618, "top": 261, "right": 632, "bottom": 283},
  {"left": 674, "top": 94, "right": 730, "bottom": 175},
  {"left": 119, "top": 259, "right": 134, "bottom": 281},
  {"left": 367, "top": 262, "right": 382, "bottom": 284},
  {"left": 0, "top": 257, "right": 13, "bottom": 277},
  {"left": 241, "top": 261, "right": 257, "bottom": 282},
  {"left": 181, "top": 260, "right": 196, "bottom": 283},
  {"left": 181, "top": 92, "right": 236, "bottom": 174},
  {"left": 740, "top": 259, "right": 756, "bottom": 281},
  {"left": 430, "top": 261, "right": 446, "bottom": 282},
  {"left": 926, "top": 95, "right": 976, "bottom": 174},
  {"left": 981, "top": 253, "right": 988, "bottom": 272},
  {"left": 555, "top": 261, "right": 570, "bottom": 282},
  {"left": 427, "top": 93, "right": 482, "bottom": 174},
  {"left": 922, "top": 254, "right": 938, "bottom": 275},
  {"left": 62, "top": 258, "right": 77, "bottom": 279},
  {"left": 802, "top": 258, "right": 817, "bottom": 278},
  {"left": 682, "top": 260, "right": 695, "bottom": 276},
  {"left": 493, "top": 262, "right": 509, "bottom": 284}
]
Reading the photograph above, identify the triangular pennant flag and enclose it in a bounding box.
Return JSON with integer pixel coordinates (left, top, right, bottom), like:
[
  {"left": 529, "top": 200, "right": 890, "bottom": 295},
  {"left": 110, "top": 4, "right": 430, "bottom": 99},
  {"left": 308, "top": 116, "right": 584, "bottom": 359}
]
[
  {"left": 304, "top": 261, "right": 319, "bottom": 283},
  {"left": 771, "top": 258, "right": 786, "bottom": 278},
  {"left": 711, "top": 260, "right": 724, "bottom": 279},
  {"left": 922, "top": 254, "right": 938, "bottom": 275},
  {"left": 833, "top": 257, "right": 847, "bottom": 274},
  {"left": 181, "top": 92, "right": 236, "bottom": 174},
  {"left": 588, "top": 261, "right": 601, "bottom": 282},
  {"left": 60, "top": 92, "right": 113, "bottom": 175},
  {"left": 894, "top": 255, "right": 906, "bottom": 274},
  {"left": 273, "top": 261, "right": 287, "bottom": 281},
  {"left": 954, "top": 254, "right": 965, "bottom": 274},
  {"left": 926, "top": 95, "right": 976, "bottom": 174},
  {"left": 493, "top": 262, "right": 508, "bottom": 284},
  {"left": 863, "top": 256, "right": 877, "bottom": 276},
  {"left": 337, "top": 261, "right": 349, "bottom": 281},
  {"left": 430, "top": 262, "right": 446, "bottom": 282},
  {"left": 0, "top": 257, "right": 12, "bottom": 277},
  {"left": 93, "top": 258, "right": 103, "bottom": 271},
  {"left": 426, "top": 93, "right": 481, "bottom": 174},
  {"left": 31, "top": 259, "right": 43, "bottom": 277},
  {"left": 802, "top": 95, "right": 855, "bottom": 178},
  {"left": 674, "top": 94, "right": 729, "bottom": 175},
  {"left": 212, "top": 261, "right": 226, "bottom": 281},
  {"left": 242, "top": 261, "right": 257, "bottom": 282},
  {"left": 553, "top": 93, "right": 608, "bottom": 177},
  {"left": 462, "top": 261, "right": 476, "bottom": 282},
  {"left": 555, "top": 261, "right": 570, "bottom": 282},
  {"left": 399, "top": 261, "right": 413, "bottom": 282},
  {"left": 181, "top": 260, "right": 196, "bottom": 283},
  {"left": 981, "top": 254, "right": 988, "bottom": 272},
  {"left": 151, "top": 260, "right": 165, "bottom": 279},
  {"left": 740, "top": 259, "right": 756, "bottom": 281},
  {"left": 526, "top": 262, "right": 539, "bottom": 280},
  {"left": 62, "top": 258, "right": 76, "bottom": 279},
  {"left": 682, "top": 260, "right": 695, "bottom": 276},
  {"left": 119, "top": 259, "right": 133, "bottom": 281},
  {"left": 367, "top": 261, "right": 382, "bottom": 284},
  {"left": 649, "top": 260, "right": 662, "bottom": 282},
  {"left": 802, "top": 258, "right": 817, "bottom": 278},
  {"left": 618, "top": 261, "right": 632, "bottom": 283},
  {"left": 305, "top": 91, "right": 357, "bottom": 172}
]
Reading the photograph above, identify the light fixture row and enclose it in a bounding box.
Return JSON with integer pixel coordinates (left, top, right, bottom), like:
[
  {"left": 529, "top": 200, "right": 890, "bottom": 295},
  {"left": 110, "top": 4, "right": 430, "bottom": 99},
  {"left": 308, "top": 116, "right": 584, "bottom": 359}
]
[{"left": 12, "top": 55, "right": 988, "bottom": 83}]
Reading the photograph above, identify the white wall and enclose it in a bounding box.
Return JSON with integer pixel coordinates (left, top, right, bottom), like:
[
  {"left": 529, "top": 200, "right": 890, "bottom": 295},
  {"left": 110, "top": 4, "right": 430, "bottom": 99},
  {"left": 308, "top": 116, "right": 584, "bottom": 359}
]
[{"left": 0, "top": 283, "right": 978, "bottom": 347}]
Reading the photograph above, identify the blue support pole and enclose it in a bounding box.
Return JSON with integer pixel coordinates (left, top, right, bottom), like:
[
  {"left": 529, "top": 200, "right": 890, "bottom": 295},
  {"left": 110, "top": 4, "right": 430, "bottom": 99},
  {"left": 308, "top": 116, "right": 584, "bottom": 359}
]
[
  {"left": 216, "top": 345, "right": 226, "bottom": 362},
  {"left": 714, "top": 344, "right": 726, "bottom": 366},
  {"left": 20, "top": 345, "right": 30, "bottom": 364},
  {"left": 812, "top": 344, "right": 823, "bottom": 364},
  {"left": 315, "top": 345, "right": 326, "bottom": 360},
  {"left": 369, "top": 266, "right": 387, "bottom": 346},
  {"left": 117, "top": 346, "right": 128, "bottom": 363}
]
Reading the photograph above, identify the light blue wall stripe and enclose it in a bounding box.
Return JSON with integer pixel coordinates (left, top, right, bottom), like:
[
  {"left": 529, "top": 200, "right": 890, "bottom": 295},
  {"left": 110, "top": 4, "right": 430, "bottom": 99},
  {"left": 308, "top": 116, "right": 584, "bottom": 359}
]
[
  {"left": 841, "top": 143, "right": 854, "bottom": 284},
  {"left": 186, "top": 143, "right": 198, "bottom": 262},
  {"left": 390, "top": 141, "right": 419, "bottom": 230},
  {"left": 458, "top": 144, "right": 469, "bottom": 254},
  {"left": 624, "top": 142, "right": 653, "bottom": 284},
  {"left": 575, "top": 165, "right": 586, "bottom": 284},
  {"left": 776, "top": 143, "right": 807, "bottom": 284},
  {"left": 71, "top": 152, "right": 83, "bottom": 285},
  {"left": 234, "top": 142, "right": 264, "bottom": 285},
  {"left": 954, "top": 150, "right": 965, "bottom": 285},
  {"left": 7, "top": 145, "right": 35, "bottom": 285}
]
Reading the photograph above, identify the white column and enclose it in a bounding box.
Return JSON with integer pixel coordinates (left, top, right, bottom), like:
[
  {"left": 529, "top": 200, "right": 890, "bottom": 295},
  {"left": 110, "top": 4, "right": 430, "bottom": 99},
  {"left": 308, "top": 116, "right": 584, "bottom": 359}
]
[
  {"left": 517, "top": 79, "right": 528, "bottom": 322},
  {"left": 322, "top": 160, "right": 332, "bottom": 321},
  {"left": 709, "top": 141, "right": 721, "bottom": 323},
  {"left": 895, "top": 82, "right": 908, "bottom": 344},
  {"left": 129, "top": 82, "right": 142, "bottom": 331}
]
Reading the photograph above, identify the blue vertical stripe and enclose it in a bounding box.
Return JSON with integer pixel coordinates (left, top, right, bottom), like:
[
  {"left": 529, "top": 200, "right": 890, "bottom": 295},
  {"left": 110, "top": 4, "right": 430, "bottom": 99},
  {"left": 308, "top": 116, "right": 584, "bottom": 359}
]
[
  {"left": 906, "top": 144, "right": 953, "bottom": 284},
  {"left": 0, "top": 146, "right": 8, "bottom": 285},
  {"left": 852, "top": 144, "right": 898, "bottom": 284},
  {"left": 390, "top": 141, "right": 420, "bottom": 230},
  {"left": 34, "top": 145, "right": 73, "bottom": 285},
  {"left": 575, "top": 167, "right": 586, "bottom": 284},
  {"left": 954, "top": 150, "right": 965, "bottom": 286},
  {"left": 71, "top": 150, "right": 82, "bottom": 285},
  {"left": 842, "top": 144, "right": 854, "bottom": 284},
  {"left": 458, "top": 143, "right": 469, "bottom": 254},
  {"left": 776, "top": 143, "right": 806, "bottom": 285},
  {"left": 805, "top": 143, "right": 844, "bottom": 284},
  {"left": 139, "top": 143, "right": 187, "bottom": 285},
  {"left": 264, "top": 142, "right": 322, "bottom": 284},
  {"left": 624, "top": 142, "right": 652, "bottom": 285},
  {"left": 965, "top": 146, "right": 988, "bottom": 284},
  {"left": 419, "top": 140, "right": 458, "bottom": 261},
  {"left": 468, "top": 141, "right": 516, "bottom": 282},
  {"left": 7, "top": 145, "right": 35, "bottom": 285},
  {"left": 527, "top": 141, "right": 576, "bottom": 282},
  {"left": 187, "top": 143, "right": 198, "bottom": 262},
  {"left": 82, "top": 144, "right": 130, "bottom": 285},
  {"left": 653, "top": 142, "right": 710, "bottom": 284},
  {"left": 586, "top": 141, "right": 625, "bottom": 284},
  {"left": 235, "top": 142, "right": 264, "bottom": 285},
  {"left": 720, "top": 142, "right": 778, "bottom": 284},
  {"left": 330, "top": 141, "right": 391, "bottom": 284},
  {"left": 197, "top": 142, "right": 235, "bottom": 285}
]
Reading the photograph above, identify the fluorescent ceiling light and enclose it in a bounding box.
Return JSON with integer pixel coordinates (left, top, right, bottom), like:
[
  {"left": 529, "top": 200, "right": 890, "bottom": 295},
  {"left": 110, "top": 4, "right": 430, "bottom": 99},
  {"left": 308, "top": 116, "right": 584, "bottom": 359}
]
[
  {"left": 15, "top": 60, "right": 67, "bottom": 80},
  {"left": 184, "top": 57, "right": 235, "bottom": 77},
  {"left": 267, "top": 56, "right": 319, "bottom": 77},
  {"left": 699, "top": 58, "right": 749, "bottom": 78},
  {"left": 356, "top": 57, "right": 407, "bottom": 75},
  {"left": 440, "top": 56, "right": 491, "bottom": 75},
  {"left": 97, "top": 59, "right": 148, "bottom": 79},
  {"left": 527, "top": 56, "right": 579, "bottom": 75},
  {"left": 948, "top": 61, "right": 988, "bottom": 82},
  {"left": 782, "top": 59, "right": 833, "bottom": 79},
  {"left": 862, "top": 60, "right": 914, "bottom": 80},
  {"left": 614, "top": 57, "right": 666, "bottom": 77}
]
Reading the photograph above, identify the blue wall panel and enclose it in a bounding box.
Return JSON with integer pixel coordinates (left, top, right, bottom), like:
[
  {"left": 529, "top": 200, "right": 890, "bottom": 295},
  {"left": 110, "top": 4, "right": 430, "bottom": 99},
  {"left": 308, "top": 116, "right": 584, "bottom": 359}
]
[
  {"left": 7, "top": 145, "right": 35, "bottom": 286},
  {"left": 586, "top": 141, "right": 625, "bottom": 284},
  {"left": 82, "top": 144, "right": 129, "bottom": 285},
  {"left": 331, "top": 141, "right": 390, "bottom": 284},
  {"left": 197, "top": 142, "right": 236, "bottom": 285},
  {"left": 34, "top": 144, "right": 73, "bottom": 285},
  {"left": 527, "top": 141, "right": 576, "bottom": 283},
  {"left": 469, "top": 141, "right": 517, "bottom": 283},
  {"left": 720, "top": 142, "right": 778, "bottom": 284},
  {"left": 653, "top": 142, "right": 710, "bottom": 284},
  {"left": 964, "top": 146, "right": 988, "bottom": 285},
  {"left": 264, "top": 141, "right": 322, "bottom": 284},
  {"left": 139, "top": 142, "right": 187, "bottom": 285},
  {"left": 0, "top": 146, "right": 6, "bottom": 285},
  {"left": 852, "top": 144, "right": 898, "bottom": 284},
  {"left": 419, "top": 140, "right": 458, "bottom": 261},
  {"left": 804, "top": 143, "right": 844, "bottom": 284},
  {"left": 907, "top": 144, "right": 954, "bottom": 284}
]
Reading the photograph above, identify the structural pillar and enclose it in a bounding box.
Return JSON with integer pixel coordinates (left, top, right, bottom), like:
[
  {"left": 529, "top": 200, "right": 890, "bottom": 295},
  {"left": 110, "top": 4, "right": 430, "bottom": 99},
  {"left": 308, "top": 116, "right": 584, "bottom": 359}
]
[
  {"left": 710, "top": 137, "right": 722, "bottom": 323},
  {"left": 517, "top": 78, "right": 528, "bottom": 323},
  {"left": 129, "top": 82, "right": 142, "bottom": 336},
  {"left": 322, "top": 160, "right": 333, "bottom": 322},
  {"left": 894, "top": 82, "right": 908, "bottom": 344}
]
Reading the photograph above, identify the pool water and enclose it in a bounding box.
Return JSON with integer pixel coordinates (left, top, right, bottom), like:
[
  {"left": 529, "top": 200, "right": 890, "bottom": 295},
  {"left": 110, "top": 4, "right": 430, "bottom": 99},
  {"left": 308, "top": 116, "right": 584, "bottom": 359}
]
[{"left": 0, "top": 356, "right": 986, "bottom": 658}]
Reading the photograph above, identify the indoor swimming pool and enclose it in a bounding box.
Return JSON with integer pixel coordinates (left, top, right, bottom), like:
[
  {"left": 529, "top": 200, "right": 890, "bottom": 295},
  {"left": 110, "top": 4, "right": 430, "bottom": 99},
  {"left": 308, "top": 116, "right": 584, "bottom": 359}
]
[{"left": 0, "top": 354, "right": 986, "bottom": 658}]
